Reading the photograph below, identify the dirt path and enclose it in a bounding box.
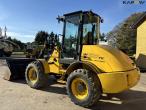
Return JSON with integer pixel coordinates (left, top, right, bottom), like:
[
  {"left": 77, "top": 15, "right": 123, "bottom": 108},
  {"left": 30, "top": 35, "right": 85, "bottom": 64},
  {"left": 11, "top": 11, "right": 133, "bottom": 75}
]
[{"left": 0, "top": 73, "right": 146, "bottom": 110}]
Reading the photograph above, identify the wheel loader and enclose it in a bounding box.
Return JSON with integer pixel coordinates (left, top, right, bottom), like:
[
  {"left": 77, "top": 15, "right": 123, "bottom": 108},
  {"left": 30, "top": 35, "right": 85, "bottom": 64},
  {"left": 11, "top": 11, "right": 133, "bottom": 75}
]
[{"left": 0, "top": 11, "right": 140, "bottom": 107}]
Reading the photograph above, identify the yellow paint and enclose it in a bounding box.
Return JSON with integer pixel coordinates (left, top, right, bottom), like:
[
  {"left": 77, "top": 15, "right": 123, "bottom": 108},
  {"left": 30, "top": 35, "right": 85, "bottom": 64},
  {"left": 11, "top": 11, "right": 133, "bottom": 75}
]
[
  {"left": 38, "top": 45, "right": 140, "bottom": 93},
  {"left": 98, "top": 68, "right": 140, "bottom": 93},
  {"left": 39, "top": 48, "right": 60, "bottom": 74},
  {"left": 71, "top": 78, "right": 88, "bottom": 100},
  {"left": 81, "top": 45, "right": 135, "bottom": 72},
  {"left": 28, "top": 67, "right": 38, "bottom": 84},
  {"left": 81, "top": 45, "right": 140, "bottom": 93},
  {"left": 136, "top": 20, "right": 146, "bottom": 68}
]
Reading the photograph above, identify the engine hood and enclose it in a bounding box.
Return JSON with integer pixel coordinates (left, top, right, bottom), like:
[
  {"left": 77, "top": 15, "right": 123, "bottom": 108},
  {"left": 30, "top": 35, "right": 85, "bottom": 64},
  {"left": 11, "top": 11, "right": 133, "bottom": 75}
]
[{"left": 81, "top": 45, "right": 135, "bottom": 72}]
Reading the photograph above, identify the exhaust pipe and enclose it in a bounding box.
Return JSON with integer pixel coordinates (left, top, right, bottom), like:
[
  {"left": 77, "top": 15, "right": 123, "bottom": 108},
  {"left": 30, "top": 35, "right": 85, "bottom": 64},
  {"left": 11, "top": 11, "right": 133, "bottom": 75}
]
[{"left": 0, "top": 58, "right": 35, "bottom": 80}]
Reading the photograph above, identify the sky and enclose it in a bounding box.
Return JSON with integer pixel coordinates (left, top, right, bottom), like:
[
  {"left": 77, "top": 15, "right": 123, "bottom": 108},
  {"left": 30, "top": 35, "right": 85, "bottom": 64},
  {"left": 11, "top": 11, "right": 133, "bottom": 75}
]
[{"left": 0, "top": 0, "right": 146, "bottom": 43}]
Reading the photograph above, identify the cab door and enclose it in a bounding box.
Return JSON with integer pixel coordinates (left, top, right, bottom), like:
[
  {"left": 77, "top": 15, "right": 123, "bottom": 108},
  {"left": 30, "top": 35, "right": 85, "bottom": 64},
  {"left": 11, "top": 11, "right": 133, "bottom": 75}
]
[{"left": 59, "top": 15, "right": 81, "bottom": 67}]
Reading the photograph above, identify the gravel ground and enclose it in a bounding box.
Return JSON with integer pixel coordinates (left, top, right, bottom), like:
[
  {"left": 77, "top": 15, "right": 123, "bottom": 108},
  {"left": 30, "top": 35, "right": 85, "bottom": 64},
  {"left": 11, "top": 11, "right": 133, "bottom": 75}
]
[{"left": 0, "top": 73, "right": 146, "bottom": 110}]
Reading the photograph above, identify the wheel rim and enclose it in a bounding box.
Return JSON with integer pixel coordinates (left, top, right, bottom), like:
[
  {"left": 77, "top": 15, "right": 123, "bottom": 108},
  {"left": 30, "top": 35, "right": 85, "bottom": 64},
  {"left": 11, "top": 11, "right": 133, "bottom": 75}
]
[
  {"left": 71, "top": 78, "right": 88, "bottom": 100},
  {"left": 28, "top": 67, "right": 37, "bottom": 84}
]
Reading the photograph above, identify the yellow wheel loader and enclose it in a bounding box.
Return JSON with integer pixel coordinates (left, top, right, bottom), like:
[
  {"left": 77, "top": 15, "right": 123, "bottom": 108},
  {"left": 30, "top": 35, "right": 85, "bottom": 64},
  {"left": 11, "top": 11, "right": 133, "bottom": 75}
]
[{"left": 0, "top": 11, "right": 140, "bottom": 107}]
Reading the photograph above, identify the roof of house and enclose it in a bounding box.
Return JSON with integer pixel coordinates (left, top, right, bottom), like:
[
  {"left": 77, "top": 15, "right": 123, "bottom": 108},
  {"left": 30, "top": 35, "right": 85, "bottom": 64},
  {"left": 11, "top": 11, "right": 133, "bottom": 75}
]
[{"left": 131, "top": 12, "right": 146, "bottom": 29}]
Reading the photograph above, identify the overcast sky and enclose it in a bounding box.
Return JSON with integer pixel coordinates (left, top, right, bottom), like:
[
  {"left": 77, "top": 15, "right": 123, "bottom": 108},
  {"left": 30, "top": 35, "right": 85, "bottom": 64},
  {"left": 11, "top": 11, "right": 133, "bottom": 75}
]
[{"left": 0, "top": 0, "right": 145, "bottom": 42}]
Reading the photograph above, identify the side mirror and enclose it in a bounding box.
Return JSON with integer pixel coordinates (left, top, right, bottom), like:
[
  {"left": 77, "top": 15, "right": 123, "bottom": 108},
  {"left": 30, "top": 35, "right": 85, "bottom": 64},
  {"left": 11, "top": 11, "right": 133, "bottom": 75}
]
[
  {"left": 101, "top": 19, "right": 104, "bottom": 23},
  {"left": 56, "top": 16, "right": 65, "bottom": 23}
]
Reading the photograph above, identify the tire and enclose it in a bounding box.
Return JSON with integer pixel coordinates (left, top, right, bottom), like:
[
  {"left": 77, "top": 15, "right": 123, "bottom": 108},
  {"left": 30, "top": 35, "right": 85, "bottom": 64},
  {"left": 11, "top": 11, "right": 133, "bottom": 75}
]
[
  {"left": 25, "top": 61, "right": 48, "bottom": 89},
  {"left": 67, "top": 69, "right": 102, "bottom": 107}
]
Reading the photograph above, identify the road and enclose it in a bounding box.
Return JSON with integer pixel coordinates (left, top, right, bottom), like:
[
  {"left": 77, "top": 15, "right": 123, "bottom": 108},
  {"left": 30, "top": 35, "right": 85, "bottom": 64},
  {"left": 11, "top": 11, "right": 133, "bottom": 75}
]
[{"left": 0, "top": 73, "right": 146, "bottom": 110}]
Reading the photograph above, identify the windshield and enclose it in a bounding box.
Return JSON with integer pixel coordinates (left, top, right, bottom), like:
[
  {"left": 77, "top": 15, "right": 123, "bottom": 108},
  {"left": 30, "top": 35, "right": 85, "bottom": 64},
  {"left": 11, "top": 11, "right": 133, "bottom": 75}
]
[
  {"left": 63, "top": 15, "right": 80, "bottom": 58},
  {"left": 82, "top": 14, "right": 99, "bottom": 45},
  {"left": 64, "top": 22, "right": 78, "bottom": 50},
  {"left": 83, "top": 23, "right": 97, "bottom": 45}
]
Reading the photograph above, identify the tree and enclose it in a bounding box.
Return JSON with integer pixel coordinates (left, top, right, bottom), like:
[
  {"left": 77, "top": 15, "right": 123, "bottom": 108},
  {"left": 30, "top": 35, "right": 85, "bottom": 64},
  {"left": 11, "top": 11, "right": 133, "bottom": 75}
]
[
  {"left": 35, "top": 31, "right": 49, "bottom": 45},
  {"left": 47, "top": 32, "right": 60, "bottom": 49},
  {"left": 99, "top": 33, "right": 106, "bottom": 41},
  {"left": 36, "top": 32, "right": 60, "bottom": 58},
  {"left": 107, "top": 12, "right": 144, "bottom": 55}
]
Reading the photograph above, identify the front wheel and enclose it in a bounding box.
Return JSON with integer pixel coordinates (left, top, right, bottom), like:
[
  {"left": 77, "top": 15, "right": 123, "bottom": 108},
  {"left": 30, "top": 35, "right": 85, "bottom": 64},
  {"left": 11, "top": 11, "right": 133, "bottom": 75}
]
[
  {"left": 25, "top": 61, "right": 48, "bottom": 89},
  {"left": 67, "top": 69, "right": 102, "bottom": 107}
]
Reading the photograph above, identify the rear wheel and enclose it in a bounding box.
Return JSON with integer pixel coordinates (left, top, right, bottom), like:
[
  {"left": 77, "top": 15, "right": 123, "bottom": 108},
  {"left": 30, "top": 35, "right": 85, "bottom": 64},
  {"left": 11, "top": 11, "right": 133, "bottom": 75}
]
[
  {"left": 25, "top": 61, "right": 48, "bottom": 89},
  {"left": 67, "top": 69, "right": 102, "bottom": 107}
]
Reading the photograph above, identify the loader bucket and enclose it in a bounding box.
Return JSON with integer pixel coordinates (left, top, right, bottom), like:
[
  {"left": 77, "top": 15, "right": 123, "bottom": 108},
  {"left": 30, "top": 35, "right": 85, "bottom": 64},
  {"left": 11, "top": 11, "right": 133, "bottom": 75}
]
[{"left": 0, "top": 58, "right": 35, "bottom": 80}]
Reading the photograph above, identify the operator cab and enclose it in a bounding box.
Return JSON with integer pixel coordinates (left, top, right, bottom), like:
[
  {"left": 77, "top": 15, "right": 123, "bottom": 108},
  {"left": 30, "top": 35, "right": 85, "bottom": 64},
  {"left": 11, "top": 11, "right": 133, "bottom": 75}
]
[{"left": 58, "top": 11, "right": 102, "bottom": 64}]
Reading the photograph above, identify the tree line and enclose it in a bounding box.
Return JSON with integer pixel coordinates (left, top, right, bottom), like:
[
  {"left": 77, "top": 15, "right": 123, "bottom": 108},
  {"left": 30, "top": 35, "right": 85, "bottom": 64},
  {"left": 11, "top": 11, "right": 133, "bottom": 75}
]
[
  {"left": 107, "top": 12, "right": 144, "bottom": 55},
  {"left": 7, "top": 31, "right": 58, "bottom": 51}
]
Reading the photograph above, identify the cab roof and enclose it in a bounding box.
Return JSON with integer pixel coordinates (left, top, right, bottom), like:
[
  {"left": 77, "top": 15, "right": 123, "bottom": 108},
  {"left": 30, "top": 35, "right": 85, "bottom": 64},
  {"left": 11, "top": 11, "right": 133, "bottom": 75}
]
[{"left": 64, "top": 10, "right": 101, "bottom": 19}]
